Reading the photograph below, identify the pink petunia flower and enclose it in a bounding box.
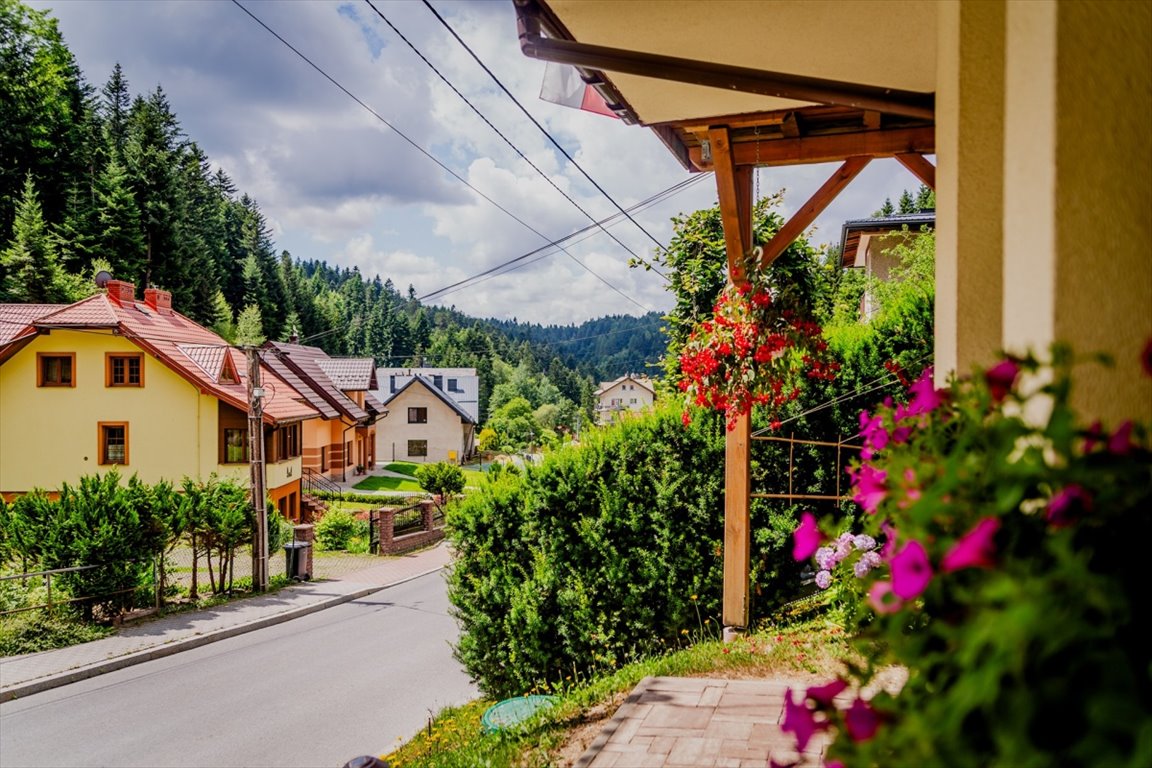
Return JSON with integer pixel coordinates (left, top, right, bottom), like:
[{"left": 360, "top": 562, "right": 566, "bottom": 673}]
[
  {"left": 941, "top": 517, "right": 1001, "bottom": 572},
  {"left": 851, "top": 464, "right": 888, "bottom": 514},
  {"left": 845, "top": 697, "right": 881, "bottom": 742},
  {"left": 806, "top": 679, "right": 848, "bottom": 708},
  {"left": 868, "top": 580, "right": 902, "bottom": 614},
  {"left": 985, "top": 358, "right": 1021, "bottom": 403},
  {"left": 904, "top": 366, "right": 943, "bottom": 417},
  {"left": 792, "top": 512, "right": 821, "bottom": 561},
  {"left": 1047, "top": 484, "right": 1092, "bottom": 528},
  {"left": 1084, "top": 420, "right": 1104, "bottom": 453},
  {"left": 890, "top": 540, "right": 933, "bottom": 600},
  {"left": 1108, "top": 421, "right": 1135, "bottom": 456},
  {"left": 781, "top": 687, "right": 827, "bottom": 752}
]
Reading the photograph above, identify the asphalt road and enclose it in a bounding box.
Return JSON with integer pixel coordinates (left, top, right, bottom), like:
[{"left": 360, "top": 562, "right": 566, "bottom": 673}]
[{"left": 0, "top": 572, "right": 478, "bottom": 768}]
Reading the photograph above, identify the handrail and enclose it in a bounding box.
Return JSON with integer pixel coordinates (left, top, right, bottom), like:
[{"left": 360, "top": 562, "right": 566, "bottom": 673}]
[{"left": 302, "top": 467, "right": 343, "bottom": 497}]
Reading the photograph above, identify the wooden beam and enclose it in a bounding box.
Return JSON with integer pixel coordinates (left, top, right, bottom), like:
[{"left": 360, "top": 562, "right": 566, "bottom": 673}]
[
  {"left": 781, "top": 112, "right": 802, "bottom": 139},
  {"left": 709, "top": 126, "right": 754, "bottom": 285},
  {"left": 690, "top": 125, "right": 935, "bottom": 170},
  {"left": 895, "top": 152, "right": 937, "bottom": 190},
  {"left": 759, "top": 156, "right": 872, "bottom": 266},
  {"left": 863, "top": 110, "right": 882, "bottom": 130},
  {"left": 723, "top": 412, "right": 752, "bottom": 633}
]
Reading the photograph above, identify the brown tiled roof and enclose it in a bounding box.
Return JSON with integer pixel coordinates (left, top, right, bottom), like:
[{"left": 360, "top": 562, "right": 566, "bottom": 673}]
[
  {"left": 318, "top": 358, "right": 377, "bottom": 390},
  {"left": 263, "top": 342, "right": 380, "bottom": 424},
  {"left": 3, "top": 293, "right": 317, "bottom": 424},
  {"left": 0, "top": 304, "right": 59, "bottom": 345}
]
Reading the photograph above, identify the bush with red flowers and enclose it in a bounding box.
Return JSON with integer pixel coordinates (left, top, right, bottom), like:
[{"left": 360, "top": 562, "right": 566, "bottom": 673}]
[{"left": 678, "top": 246, "right": 839, "bottom": 429}]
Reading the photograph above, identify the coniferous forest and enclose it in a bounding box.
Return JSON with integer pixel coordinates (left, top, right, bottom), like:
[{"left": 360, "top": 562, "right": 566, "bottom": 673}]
[{"left": 0, "top": 1, "right": 665, "bottom": 421}]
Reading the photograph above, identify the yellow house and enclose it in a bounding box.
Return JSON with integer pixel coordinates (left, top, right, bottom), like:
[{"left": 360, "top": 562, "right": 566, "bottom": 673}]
[{"left": 0, "top": 281, "right": 319, "bottom": 519}]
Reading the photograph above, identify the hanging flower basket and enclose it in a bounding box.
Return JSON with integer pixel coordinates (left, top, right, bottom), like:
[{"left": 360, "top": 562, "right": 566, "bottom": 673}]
[{"left": 678, "top": 246, "right": 839, "bottom": 429}]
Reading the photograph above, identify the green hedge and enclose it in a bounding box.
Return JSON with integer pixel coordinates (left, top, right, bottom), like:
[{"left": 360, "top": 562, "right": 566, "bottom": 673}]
[{"left": 447, "top": 403, "right": 810, "bottom": 698}]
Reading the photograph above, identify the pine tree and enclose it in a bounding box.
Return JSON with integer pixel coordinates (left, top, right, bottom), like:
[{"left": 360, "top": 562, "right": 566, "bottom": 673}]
[
  {"left": 99, "top": 63, "right": 131, "bottom": 161},
  {"left": 0, "top": 175, "right": 75, "bottom": 302},
  {"left": 915, "top": 184, "right": 936, "bottom": 212},
  {"left": 91, "top": 158, "right": 145, "bottom": 281},
  {"left": 898, "top": 189, "right": 916, "bottom": 214},
  {"left": 210, "top": 290, "right": 235, "bottom": 342},
  {"left": 235, "top": 304, "right": 265, "bottom": 346}
]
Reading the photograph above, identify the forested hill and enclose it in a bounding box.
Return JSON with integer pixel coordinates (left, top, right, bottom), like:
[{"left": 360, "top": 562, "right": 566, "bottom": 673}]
[
  {"left": 0, "top": 1, "right": 662, "bottom": 402},
  {"left": 487, "top": 313, "right": 665, "bottom": 381}
]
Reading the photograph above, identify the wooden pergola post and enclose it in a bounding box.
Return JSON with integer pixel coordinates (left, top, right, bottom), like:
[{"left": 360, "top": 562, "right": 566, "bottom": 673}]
[{"left": 710, "top": 126, "right": 754, "bottom": 637}]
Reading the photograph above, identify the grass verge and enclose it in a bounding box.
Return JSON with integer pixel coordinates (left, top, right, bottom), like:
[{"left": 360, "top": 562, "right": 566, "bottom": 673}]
[{"left": 381, "top": 612, "right": 853, "bottom": 768}]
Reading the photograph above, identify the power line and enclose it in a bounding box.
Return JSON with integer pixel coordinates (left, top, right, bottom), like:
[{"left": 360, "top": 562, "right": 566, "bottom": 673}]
[
  {"left": 420, "top": 174, "right": 706, "bottom": 302},
  {"left": 419, "top": 0, "right": 673, "bottom": 263},
  {"left": 363, "top": 0, "right": 667, "bottom": 282},
  {"left": 230, "top": 0, "right": 653, "bottom": 314}
]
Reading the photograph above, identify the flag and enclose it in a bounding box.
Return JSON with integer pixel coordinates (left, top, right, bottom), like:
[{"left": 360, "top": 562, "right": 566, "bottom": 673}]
[{"left": 539, "top": 61, "right": 618, "bottom": 118}]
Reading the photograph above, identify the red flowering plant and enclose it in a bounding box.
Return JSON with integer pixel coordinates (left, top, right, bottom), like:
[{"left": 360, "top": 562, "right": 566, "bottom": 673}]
[
  {"left": 678, "top": 245, "right": 839, "bottom": 429},
  {"left": 784, "top": 343, "right": 1152, "bottom": 768}
]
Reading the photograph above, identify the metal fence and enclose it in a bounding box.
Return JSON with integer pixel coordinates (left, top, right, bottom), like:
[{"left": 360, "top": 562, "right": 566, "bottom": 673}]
[{"left": 0, "top": 562, "right": 153, "bottom": 618}]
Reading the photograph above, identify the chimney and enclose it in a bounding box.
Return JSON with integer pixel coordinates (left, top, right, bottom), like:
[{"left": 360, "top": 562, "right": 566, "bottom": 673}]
[
  {"left": 105, "top": 280, "right": 136, "bottom": 305},
  {"left": 144, "top": 287, "right": 173, "bottom": 315}
]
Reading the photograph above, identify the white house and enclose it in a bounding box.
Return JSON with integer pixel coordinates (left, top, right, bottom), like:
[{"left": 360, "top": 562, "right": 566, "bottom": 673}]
[
  {"left": 838, "top": 211, "right": 935, "bottom": 318},
  {"left": 372, "top": 368, "right": 479, "bottom": 464},
  {"left": 594, "top": 374, "right": 656, "bottom": 424}
]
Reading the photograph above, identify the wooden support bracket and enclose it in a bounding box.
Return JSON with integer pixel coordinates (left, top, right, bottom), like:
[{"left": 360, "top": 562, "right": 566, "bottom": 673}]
[
  {"left": 709, "top": 126, "right": 754, "bottom": 285},
  {"left": 895, "top": 152, "right": 937, "bottom": 190},
  {"left": 758, "top": 156, "right": 872, "bottom": 267}
]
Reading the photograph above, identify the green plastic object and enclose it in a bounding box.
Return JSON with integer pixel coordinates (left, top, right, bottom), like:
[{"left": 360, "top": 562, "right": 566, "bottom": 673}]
[{"left": 481, "top": 695, "right": 558, "bottom": 734}]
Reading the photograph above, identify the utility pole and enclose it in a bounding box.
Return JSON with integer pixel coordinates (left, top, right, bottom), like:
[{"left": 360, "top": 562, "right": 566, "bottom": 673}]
[{"left": 245, "top": 347, "right": 269, "bottom": 592}]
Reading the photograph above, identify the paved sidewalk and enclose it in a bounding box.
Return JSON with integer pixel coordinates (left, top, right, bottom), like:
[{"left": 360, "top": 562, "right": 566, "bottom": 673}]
[
  {"left": 0, "top": 542, "right": 452, "bottom": 703},
  {"left": 575, "top": 676, "right": 836, "bottom": 768}
]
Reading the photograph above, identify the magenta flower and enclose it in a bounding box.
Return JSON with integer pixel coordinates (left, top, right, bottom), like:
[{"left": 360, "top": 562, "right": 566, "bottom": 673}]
[
  {"left": 941, "top": 517, "right": 1001, "bottom": 572},
  {"left": 845, "top": 697, "right": 881, "bottom": 742},
  {"left": 985, "top": 358, "right": 1021, "bottom": 402},
  {"left": 806, "top": 678, "right": 848, "bottom": 708},
  {"left": 825, "top": 762, "right": 845, "bottom": 768},
  {"left": 851, "top": 464, "right": 888, "bottom": 514},
  {"left": 868, "top": 580, "right": 902, "bottom": 614},
  {"left": 793, "top": 512, "right": 821, "bottom": 561},
  {"left": 880, "top": 519, "right": 898, "bottom": 558},
  {"left": 904, "top": 366, "right": 943, "bottom": 417},
  {"left": 1109, "top": 420, "right": 1135, "bottom": 455},
  {"left": 890, "top": 540, "right": 933, "bottom": 599},
  {"left": 782, "top": 687, "right": 826, "bottom": 752},
  {"left": 1047, "top": 484, "right": 1092, "bottom": 528},
  {"left": 1084, "top": 420, "right": 1104, "bottom": 453},
  {"left": 859, "top": 410, "right": 889, "bottom": 454}
]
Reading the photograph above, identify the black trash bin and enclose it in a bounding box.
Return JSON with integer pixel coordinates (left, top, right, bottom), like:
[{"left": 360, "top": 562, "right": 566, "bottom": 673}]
[{"left": 283, "top": 540, "right": 311, "bottom": 581}]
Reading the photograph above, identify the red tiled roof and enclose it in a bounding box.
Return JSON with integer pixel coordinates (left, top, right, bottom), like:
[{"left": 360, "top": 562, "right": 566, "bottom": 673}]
[
  {"left": 318, "top": 358, "right": 377, "bottom": 390},
  {"left": 6, "top": 293, "right": 318, "bottom": 425},
  {"left": 0, "top": 304, "right": 59, "bottom": 345},
  {"left": 263, "top": 342, "right": 378, "bottom": 424}
]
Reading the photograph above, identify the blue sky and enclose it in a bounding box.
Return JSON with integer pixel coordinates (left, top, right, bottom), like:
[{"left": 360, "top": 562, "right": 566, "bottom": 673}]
[{"left": 32, "top": 0, "right": 924, "bottom": 324}]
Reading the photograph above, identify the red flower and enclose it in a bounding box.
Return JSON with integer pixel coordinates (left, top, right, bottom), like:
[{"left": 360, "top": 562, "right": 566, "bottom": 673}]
[{"left": 985, "top": 358, "right": 1021, "bottom": 402}]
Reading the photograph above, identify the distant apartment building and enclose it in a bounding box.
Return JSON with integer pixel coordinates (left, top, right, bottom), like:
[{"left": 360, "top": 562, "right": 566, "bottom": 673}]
[
  {"left": 594, "top": 373, "right": 656, "bottom": 424},
  {"left": 372, "top": 368, "right": 478, "bottom": 464}
]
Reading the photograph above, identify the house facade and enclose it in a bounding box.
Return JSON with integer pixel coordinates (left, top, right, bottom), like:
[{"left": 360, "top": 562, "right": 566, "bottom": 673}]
[
  {"left": 263, "top": 341, "right": 385, "bottom": 484},
  {"left": 373, "top": 374, "right": 476, "bottom": 464},
  {"left": 376, "top": 367, "right": 479, "bottom": 422},
  {"left": 838, "top": 212, "right": 936, "bottom": 319},
  {"left": 0, "top": 281, "right": 318, "bottom": 520},
  {"left": 594, "top": 374, "right": 656, "bottom": 424}
]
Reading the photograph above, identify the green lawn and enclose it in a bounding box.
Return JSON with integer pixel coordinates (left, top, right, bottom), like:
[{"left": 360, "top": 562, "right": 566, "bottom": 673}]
[
  {"left": 352, "top": 474, "right": 424, "bottom": 492},
  {"left": 383, "top": 461, "right": 486, "bottom": 483}
]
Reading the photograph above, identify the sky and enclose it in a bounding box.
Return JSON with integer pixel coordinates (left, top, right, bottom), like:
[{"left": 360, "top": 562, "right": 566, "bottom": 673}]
[{"left": 31, "top": 0, "right": 925, "bottom": 325}]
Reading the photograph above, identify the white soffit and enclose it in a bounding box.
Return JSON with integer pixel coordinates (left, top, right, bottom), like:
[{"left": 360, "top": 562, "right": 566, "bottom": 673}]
[{"left": 546, "top": 0, "right": 938, "bottom": 125}]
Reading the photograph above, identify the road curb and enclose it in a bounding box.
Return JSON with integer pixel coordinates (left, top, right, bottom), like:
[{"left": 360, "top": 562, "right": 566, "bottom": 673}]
[{"left": 0, "top": 566, "right": 445, "bottom": 703}]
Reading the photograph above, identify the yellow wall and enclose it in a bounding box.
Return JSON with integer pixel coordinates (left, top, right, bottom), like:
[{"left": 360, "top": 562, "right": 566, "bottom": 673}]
[
  {"left": 376, "top": 386, "right": 467, "bottom": 464},
  {"left": 1, "top": 330, "right": 202, "bottom": 492},
  {"left": 939, "top": 0, "right": 1150, "bottom": 424},
  {"left": 0, "top": 329, "right": 307, "bottom": 496}
]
